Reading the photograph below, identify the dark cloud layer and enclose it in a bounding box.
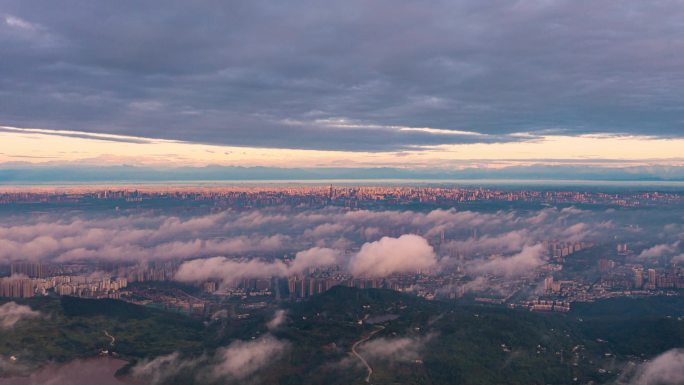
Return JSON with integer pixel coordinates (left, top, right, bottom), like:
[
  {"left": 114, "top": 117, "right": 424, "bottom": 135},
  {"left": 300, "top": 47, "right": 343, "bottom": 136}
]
[{"left": 2, "top": 1, "right": 684, "bottom": 150}]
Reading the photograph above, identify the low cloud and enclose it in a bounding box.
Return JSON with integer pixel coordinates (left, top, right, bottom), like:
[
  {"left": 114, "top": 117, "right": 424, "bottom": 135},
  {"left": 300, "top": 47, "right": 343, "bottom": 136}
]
[
  {"left": 443, "top": 230, "right": 531, "bottom": 256},
  {"left": 0, "top": 211, "right": 291, "bottom": 264},
  {"left": 348, "top": 235, "right": 438, "bottom": 277},
  {"left": 638, "top": 242, "right": 680, "bottom": 259},
  {"left": 0, "top": 301, "right": 41, "bottom": 329},
  {"left": 0, "top": 205, "right": 641, "bottom": 297},
  {"left": 174, "top": 246, "right": 340, "bottom": 285},
  {"left": 360, "top": 334, "right": 435, "bottom": 363},
  {"left": 177, "top": 235, "right": 440, "bottom": 284},
  {"left": 132, "top": 352, "right": 199, "bottom": 385},
  {"left": 444, "top": 276, "right": 492, "bottom": 295},
  {"left": 671, "top": 253, "right": 684, "bottom": 264},
  {"left": 175, "top": 257, "right": 287, "bottom": 284},
  {"left": 618, "top": 349, "right": 684, "bottom": 385},
  {"left": 469, "top": 244, "right": 547, "bottom": 278},
  {"left": 210, "top": 335, "right": 289, "bottom": 381},
  {"left": 267, "top": 309, "right": 287, "bottom": 330},
  {"left": 0, "top": 206, "right": 611, "bottom": 267},
  {"left": 133, "top": 335, "right": 288, "bottom": 384},
  {"left": 288, "top": 247, "right": 341, "bottom": 274}
]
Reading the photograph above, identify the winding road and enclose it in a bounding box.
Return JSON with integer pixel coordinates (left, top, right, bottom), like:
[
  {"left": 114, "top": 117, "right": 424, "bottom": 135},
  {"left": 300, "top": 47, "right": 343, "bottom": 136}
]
[
  {"left": 351, "top": 325, "right": 385, "bottom": 383},
  {"left": 104, "top": 330, "right": 115, "bottom": 346}
]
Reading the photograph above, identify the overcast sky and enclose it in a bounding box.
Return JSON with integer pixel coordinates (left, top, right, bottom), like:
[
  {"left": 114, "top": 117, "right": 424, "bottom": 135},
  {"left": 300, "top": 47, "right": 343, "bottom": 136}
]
[{"left": 1, "top": 1, "right": 684, "bottom": 170}]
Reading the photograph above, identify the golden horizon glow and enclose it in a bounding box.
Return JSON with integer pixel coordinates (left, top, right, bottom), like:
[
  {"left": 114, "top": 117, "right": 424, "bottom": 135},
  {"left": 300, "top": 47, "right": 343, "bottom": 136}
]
[{"left": 1, "top": 125, "right": 684, "bottom": 169}]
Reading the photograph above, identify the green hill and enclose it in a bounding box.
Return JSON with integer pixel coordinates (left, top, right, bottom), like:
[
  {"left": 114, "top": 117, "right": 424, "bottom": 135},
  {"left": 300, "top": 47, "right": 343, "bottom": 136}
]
[
  {"left": 3, "top": 290, "right": 684, "bottom": 384},
  {"left": 0, "top": 296, "right": 204, "bottom": 370}
]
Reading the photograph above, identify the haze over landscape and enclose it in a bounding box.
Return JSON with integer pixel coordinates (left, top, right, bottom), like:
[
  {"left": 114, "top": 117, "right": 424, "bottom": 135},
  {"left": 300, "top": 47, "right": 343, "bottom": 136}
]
[{"left": 2, "top": 1, "right": 684, "bottom": 385}]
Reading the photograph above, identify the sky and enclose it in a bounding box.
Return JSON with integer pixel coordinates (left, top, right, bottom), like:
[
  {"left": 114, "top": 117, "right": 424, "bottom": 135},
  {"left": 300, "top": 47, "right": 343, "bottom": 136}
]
[{"left": 1, "top": 1, "right": 684, "bottom": 176}]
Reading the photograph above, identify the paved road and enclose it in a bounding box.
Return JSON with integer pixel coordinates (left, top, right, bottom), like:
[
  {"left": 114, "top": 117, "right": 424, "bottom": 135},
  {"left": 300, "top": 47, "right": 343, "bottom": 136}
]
[{"left": 351, "top": 326, "right": 385, "bottom": 383}]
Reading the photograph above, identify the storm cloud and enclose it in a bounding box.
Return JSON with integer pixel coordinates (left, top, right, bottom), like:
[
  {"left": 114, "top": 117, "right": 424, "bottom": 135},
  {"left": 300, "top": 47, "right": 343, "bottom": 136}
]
[{"left": 2, "top": 1, "right": 684, "bottom": 150}]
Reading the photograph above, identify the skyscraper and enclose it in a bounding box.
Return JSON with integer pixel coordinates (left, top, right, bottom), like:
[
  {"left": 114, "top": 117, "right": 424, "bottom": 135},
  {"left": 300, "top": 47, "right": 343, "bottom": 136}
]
[
  {"left": 633, "top": 268, "right": 643, "bottom": 289},
  {"left": 647, "top": 269, "right": 657, "bottom": 289}
]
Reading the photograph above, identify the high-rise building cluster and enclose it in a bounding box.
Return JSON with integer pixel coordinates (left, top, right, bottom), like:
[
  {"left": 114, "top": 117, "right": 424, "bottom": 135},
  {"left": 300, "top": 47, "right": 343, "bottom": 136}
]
[
  {"left": 545, "top": 241, "right": 594, "bottom": 259},
  {"left": 0, "top": 277, "right": 34, "bottom": 298},
  {"left": 616, "top": 243, "right": 630, "bottom": 255},
  {"left": 0, "top": 273, "right": 127, "bottom": 299},
  {"left": 527, "top": 299, "right": 571, "bottom": 312},
  {"left": 121, "top": 262, "right": 177, "bottom": 283},
  {"left": 629, "top": 267, "right": 684, "bottom": 290},
  {"left": 54, "top": 276, "right": 128, "bottom": 299},
  {"left": 287, "top": 276, "right": 342, "bottom": 298}
]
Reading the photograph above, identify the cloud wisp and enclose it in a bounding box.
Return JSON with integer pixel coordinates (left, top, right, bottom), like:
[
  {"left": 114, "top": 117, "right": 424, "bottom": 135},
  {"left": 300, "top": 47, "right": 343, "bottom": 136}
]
[
  {"left": 0, "top": 302, "right": 41, "bottom": 329},
  {"left": 132, "top": 335, "right": 289, "bottom": 384},
  {"left": 616, "top": 349, "right": 684, "bottom": 385},
  {"left": 359, "top": 333, "right": 435, "bottom": 363}
]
